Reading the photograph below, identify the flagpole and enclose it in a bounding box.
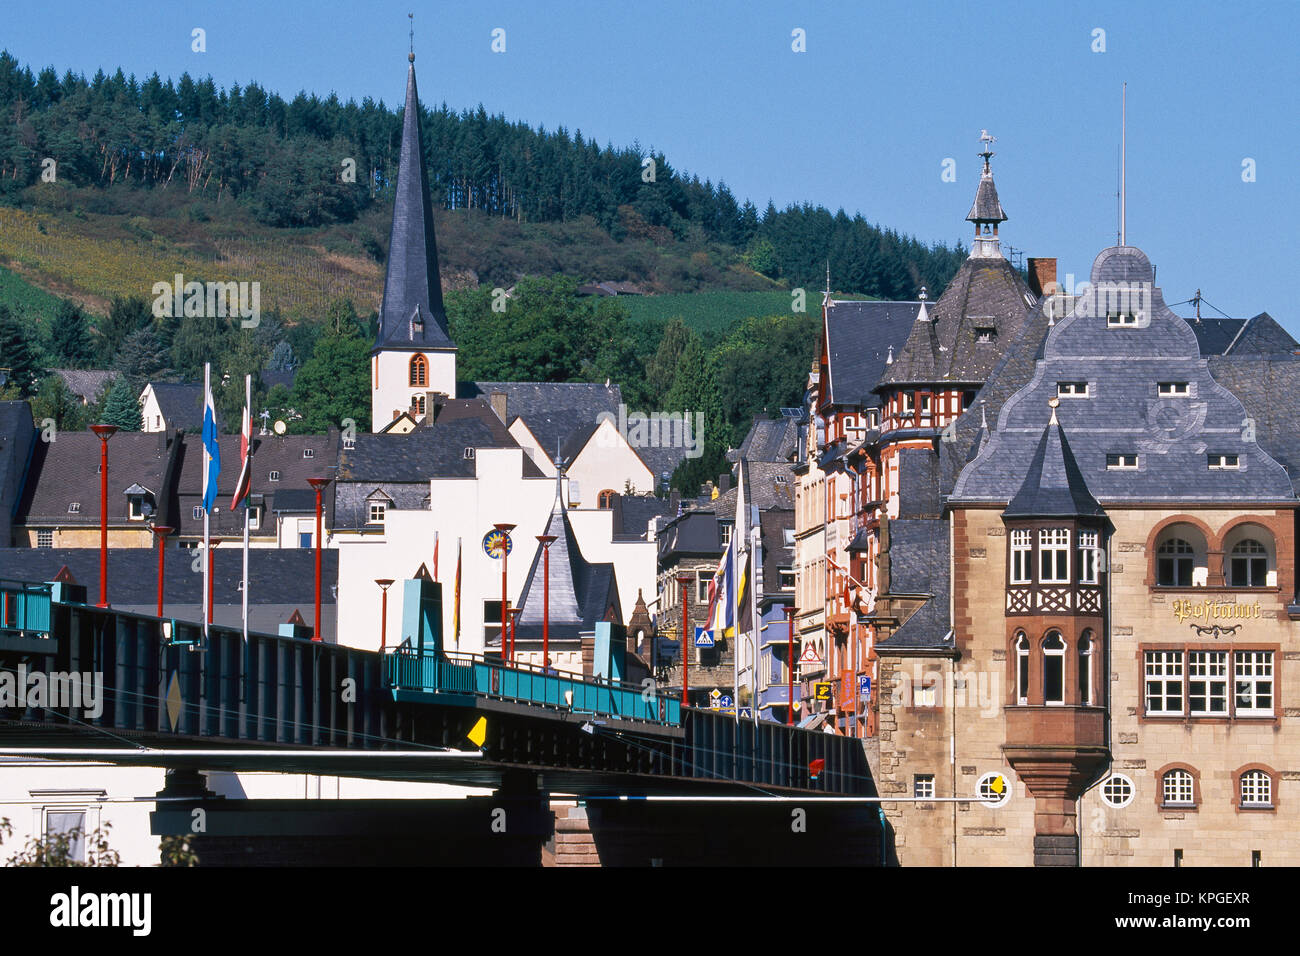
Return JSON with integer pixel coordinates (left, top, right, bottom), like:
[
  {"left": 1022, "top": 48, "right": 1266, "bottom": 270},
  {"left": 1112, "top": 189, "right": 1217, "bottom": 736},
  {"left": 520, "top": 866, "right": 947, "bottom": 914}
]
[
  {"left": 203, "top": 363, "right": 211, "bottom": 644},
  {"left": 241, "top": 373, "right": 251, "bottom": 642},
  {"left": 751, "top": 524, "right": 760, "bottom": 729}
]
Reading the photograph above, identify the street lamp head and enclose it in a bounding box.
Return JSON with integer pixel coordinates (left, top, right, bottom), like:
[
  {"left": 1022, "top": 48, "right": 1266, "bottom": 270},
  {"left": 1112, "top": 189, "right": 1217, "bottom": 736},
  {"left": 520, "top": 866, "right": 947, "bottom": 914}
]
[
  {"left": 676, "top": 573, "right": 694, "bottom": 586},
  {"left": 90, "top": 424, "right": 118, "bottom": 441},
  {"left": 493, "top": 522, "right": 517, "bottom": 533},
  {"left": 306, "top": 476, "right": 332, "bottom": 491},
  {"left": 375, "top": 578, "right": 395, "bottom": 589},
  {"left": 536, "top": 534, "right": 557, "bottom": 549},
  {"left": 151, "top": 524, "right": 173, "bottom": 538}
]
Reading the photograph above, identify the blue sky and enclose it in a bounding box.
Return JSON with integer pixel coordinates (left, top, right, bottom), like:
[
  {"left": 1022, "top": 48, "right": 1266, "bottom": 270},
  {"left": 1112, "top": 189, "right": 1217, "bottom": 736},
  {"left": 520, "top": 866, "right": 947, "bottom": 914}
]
[{"left": 6, "top": 0, "right": 1298, "bottom": 329}]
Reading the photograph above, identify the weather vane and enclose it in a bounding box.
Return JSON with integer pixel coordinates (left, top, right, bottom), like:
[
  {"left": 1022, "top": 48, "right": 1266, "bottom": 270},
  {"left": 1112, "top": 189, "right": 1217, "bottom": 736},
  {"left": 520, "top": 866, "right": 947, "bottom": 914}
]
[{"left": 409, "top": 13, "right": 414, "bottom": 60}]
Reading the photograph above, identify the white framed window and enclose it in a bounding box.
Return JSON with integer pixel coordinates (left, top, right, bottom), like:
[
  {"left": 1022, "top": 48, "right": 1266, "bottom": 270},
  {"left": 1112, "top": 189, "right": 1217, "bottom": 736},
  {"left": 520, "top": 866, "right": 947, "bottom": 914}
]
[
  {"left": 1240, "top": 770, "right": 1272, "bottom": 808},
  {"left": 900, "top": 392, "right": 915, "bottom": 415},
  {"left": 68, "top": 502, "right": 81, "bottom": 514},
  {"left": 779, "top": 569, "right": 795, "bottom": 590},
  {"left": 37, "top": 530, "right": 53, "bottom": 548},
  {"left": 1157, "top": 382, "right": 1190, "bottom": 397},
  {"left": 1057, "top": 381, "right": 1089, "bottom": 397},
  {"left": 975, "top": 327, "right": 996, "bottom": 343},
  {"left": 368, "top": 502, "right": 386, "bottom": 525},
  {"left": 696, "top": 570, "right": 713, "bottom": 604},
  {"left": 128, "top": 495, "right": 145, "bottom": 520},
  {"left": 1107, "top": 312, "right": 1138, "bottom": 327},
  {"left": 1039, "top": 528, "right": 1070, "bottom": 583},
  {"left": 248, "top": 505, "right": 262, "bottom": 531},
  {"left": 463, "top": 447, "right": 475, "bottom": 460},
  {"left": 1162, "top": 769, "right": 1195, "bottom": 806},
  {"left": 1187, "top": 651, "right": 1229, "bottom": 716},
  {"left": 303, "top": 448, "right": 315, "bottom": 459},
  {"left": 44, "top": 809, "right": 88, "bottom": 862},
  {"left": 913, "top": 677, "right": 938, "bottom": 707},
  {"left": 913, "top": 775, "right": 935, "bottom": 799},
  {"left": 1106, "top": 453, "right": 1138, "bottom": 470},
  {"left": 1043, "top": 632, "right": 1066, "bottom": 705},
  {"left": 976, "top": 772, "right": 1011, "bottom": 807},
  {"left": 1015, "top": 632, "right": 1029, "bottom": 704},
  {"left": 1078, "top": 530, "right": 1100, "bottom": 584},
  {"left": 1144, "top": 651, "right": 1184, "bottom": 715},
  {"left": 1228, "top": 539, "right": 1267, "bottom": 587},
  {"left": 192, "top": 506, "right": 203, "bottom": 520},
  {"left": 1010, "top": 529, "right": 1032, "bottom": 583},
  {"left": 1234, "top": 651, "right": 1274, "bottom": 716},
  {"left": 720, "top": 523, "right": 733, "bottom": 547},
  {"left": 269, "top": 470, "right": 281, "bottom": 482},
  {"left": 1157, "top": 537, "right": 1195, "bottom": 587},
  {"left": 1101, "top": 774, "right": 1135, "bottom": 809},
  {"left": 1208, "top": 454, "right": 1240, "bottom": 470},
  {"left": 342, "top": 436, "right": 356, "bottom": 450}
]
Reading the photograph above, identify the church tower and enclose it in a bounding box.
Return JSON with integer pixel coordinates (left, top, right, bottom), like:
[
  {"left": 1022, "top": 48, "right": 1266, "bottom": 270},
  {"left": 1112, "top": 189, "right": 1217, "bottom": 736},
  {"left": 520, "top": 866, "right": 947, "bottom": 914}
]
[{"left": 371, "top": 49, "right": 457, "bottom": 432}]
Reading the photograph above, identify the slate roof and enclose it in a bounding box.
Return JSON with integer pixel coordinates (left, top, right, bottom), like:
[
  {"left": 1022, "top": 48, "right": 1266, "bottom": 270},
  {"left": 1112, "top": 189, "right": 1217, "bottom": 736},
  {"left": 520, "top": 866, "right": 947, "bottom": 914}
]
[
  {"left": 52, "top": 369, "right": 115, "bottom": 404},
  {"left": 374, "top": 61, "right": 453, "bottom": 353},
  {"left": 0, "top": 547, "right": 337, "bottom": 610},
  {"left": 609, "top": 493, "right": 673, "bottom": 540},
  {"left": 1208, "top": 355, "right": 1300, "bottom": 493},
  {"left": 821, "top": 300, "right": 920, "bottom": 408},
  {"left": 146, "top": 382, "right": 207, "bottom": 432},
  {"left": 1223, "top": 313, "right": 1298, "bottom": 356},
  {"left": 17, "top": 431, "right": 172, "bottom": 527},
  {"left": 1188, "top": 318, "right": 1245, "bottom": 356},
  {"left": 880, "top": 299, "right": 942, "bottom": 386},
  {"left": 733, "top": 416, "right": 798, "bottom": 463},
  {"left": 459, "top": 381, "right": 622, "bottom": 464},
  {"left": 0, "top": 402, "right": 36, "bottom": 546},
  {"left": 1002, "top": 414, "right": 1105, "bottom": 518},
  {"left": 952, "top": 245, "right": 1297, "bottom": 506},
  {"left": 967, "top": 160, "right": 1007, "bottom": 223},
  {"left": 875, "top": 518, "right": 953, "bottom": 652},
  {"left": 514, "top": 481, "right": 621, "bottom": 643},
  {"left": 759, "top": 508, "right": 794, "bottom": 592}
]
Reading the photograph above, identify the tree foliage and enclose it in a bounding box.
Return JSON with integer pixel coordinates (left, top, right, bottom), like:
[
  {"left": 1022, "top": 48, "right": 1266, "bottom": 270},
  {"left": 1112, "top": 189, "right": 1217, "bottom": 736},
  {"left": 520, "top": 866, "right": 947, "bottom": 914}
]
[
  {"left": 100, "top": 374, "right": 142, "bottom": 430},
  {"left": 290, "top": 299, "right": 369, "bottom": 434}
]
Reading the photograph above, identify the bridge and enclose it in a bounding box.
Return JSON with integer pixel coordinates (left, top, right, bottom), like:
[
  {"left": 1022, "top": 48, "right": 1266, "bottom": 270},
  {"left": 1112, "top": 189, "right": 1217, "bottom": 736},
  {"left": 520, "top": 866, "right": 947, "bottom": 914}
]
[{"left": 0, "top": 578, "right": 886, "bottom": 865}]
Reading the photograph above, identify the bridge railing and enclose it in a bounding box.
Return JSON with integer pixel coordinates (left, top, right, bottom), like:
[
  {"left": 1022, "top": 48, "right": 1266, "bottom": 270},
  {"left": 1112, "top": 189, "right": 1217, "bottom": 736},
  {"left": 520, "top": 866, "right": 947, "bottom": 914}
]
[
  {"left": 386, "top": 649, "right": 682, "bottom": 726},
  {"left": 0, "top": 579, "right": 52, "bottom": 637}
]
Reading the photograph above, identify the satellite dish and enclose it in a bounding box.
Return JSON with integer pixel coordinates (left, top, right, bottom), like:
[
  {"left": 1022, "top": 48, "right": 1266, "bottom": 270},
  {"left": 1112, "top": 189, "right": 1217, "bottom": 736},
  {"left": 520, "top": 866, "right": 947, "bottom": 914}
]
[{"left": 273, "top": 420, "right": 287, "bottom": 435}]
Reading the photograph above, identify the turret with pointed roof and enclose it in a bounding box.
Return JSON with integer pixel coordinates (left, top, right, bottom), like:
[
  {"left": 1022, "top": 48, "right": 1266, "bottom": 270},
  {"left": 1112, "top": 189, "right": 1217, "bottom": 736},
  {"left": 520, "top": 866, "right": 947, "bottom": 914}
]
[{"left": 1003, "top": 399, "right": 1104, "bottom": 519}]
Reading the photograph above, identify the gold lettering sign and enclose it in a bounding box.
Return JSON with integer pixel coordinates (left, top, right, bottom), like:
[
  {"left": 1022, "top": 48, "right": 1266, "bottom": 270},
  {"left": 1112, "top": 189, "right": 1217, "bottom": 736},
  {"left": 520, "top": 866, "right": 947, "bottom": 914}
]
[{"left": 1171, "top": 598, "right": 1261, "bottom": 624}]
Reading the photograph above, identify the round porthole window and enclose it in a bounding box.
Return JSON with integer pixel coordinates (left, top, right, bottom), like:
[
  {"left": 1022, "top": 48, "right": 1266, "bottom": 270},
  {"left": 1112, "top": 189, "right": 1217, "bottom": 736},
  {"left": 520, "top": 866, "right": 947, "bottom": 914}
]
[
  {"left": 1101, "top": 773, "right": 1135, "bottom": 809},
  {"left": 976, "top": 771, "right": 1012, "bottom": 808}
]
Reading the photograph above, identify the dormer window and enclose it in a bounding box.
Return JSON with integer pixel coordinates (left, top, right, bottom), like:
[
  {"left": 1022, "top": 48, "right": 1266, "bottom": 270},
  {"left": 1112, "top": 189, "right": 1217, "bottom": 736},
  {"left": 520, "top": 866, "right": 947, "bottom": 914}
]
[
  {"left": 303, "top": 448, "right": 315, "bottom": 459},
  {"left": 68, "top": 502, "right": 82, "bottom": 514},
  {"left": 269, "top": 470, "right": 281, "bottom": 482},
  {"left": 1106, "top": 454, "right": 1138, "bottom": 470},
  {"left": 1208, "top": 454, "right": 1239, "bottom": 470},
  {"left": 975, "top": 327, "right": 997, "bottom": 343},
  {"left": 463, "top": 447, "right": 475, "bottom": 460},
  {"left": 125, "top": 485, "right": 155, "bottom": 521},
  {"left": 1057, "top": 382, "right": 1089, "bottom": 398},
  {"left": 1107, "top": 312, "right": 1138, "bottom": 327},
  {"left": 368, "top": 502, "right": 386, "bottom": 525},
  {"left": 1158, "top": 382, "right": 1189, "bottom": 397}
]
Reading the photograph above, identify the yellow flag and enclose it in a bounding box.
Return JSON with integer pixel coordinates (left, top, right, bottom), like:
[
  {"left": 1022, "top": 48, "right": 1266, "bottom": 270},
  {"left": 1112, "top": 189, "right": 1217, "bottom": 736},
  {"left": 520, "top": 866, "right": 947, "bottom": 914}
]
[
  {"left": 990, "top": 775, "right": 1005, "bottom": 794},
  {"left": 467, "top": 716, "right": 487, "bottom": 748}
]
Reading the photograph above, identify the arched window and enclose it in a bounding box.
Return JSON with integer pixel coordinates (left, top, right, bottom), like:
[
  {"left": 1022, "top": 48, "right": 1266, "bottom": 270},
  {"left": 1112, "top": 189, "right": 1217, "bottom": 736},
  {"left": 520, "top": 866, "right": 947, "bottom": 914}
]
[
  {"left": 1228, "top": 539, "right": 1268, "bottom": 588},
  {"left": 410, "top": 394, "right": 426, "bottom": 416},
  {"left": 1157, "top": 538, "right": 1194, "bottom": 587},
  {"left": 1162, "top": 768, "right": 1196, "bottom": 807},
  {"left": 409, "top": 354, "right": 427, "bottom": 387},
  {"left": 1015, "top": 632, "right": 1029, "bottom": 704},
  {"left": 1078, "top": 630, "right": 1094, "bottom": 705},
  {"left": 597, "top": 489, "right": 616, "bottom": 509},
  {"left": 1043, "top": 632, "right": 1066, "bottom": 705},
  {"left": 1239, "top": 769, "right": 1273, "bottom": 808}
]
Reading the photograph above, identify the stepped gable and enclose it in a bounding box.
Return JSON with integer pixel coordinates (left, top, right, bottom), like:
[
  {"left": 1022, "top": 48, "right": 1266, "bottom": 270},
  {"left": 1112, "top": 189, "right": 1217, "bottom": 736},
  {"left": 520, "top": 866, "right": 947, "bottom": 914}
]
[
  {"left": 374, "top": 57, "right": 453, "bottom": 353},
  {"left": 952, "top": 245, "right": 1296, "bottom": 506}
]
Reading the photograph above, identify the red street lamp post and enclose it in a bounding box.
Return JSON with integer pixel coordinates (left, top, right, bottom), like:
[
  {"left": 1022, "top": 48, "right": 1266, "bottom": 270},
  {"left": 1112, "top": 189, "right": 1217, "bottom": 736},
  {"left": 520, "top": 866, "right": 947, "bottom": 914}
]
[
  {"left": 375, "top": 579, "right": 395, "bottom": 655},
  {"left": 151, "top": 525, "right": 173, "bottom": 618},
  {"left": 493, "top": 522, "right": 516, "bottom": 663},
  {"left": 508, "top": 607, "right": 521, "bottom": 665},
  {"left": 206, "top": 541, "right": 219, "bottom": 626},
  {"left": 677, "top": 573, "right": 693, "bottom": 707},
  {"left": 307, "top": 477, "right": 332, "bottom": 643},
  {"left": 89, "top": 424, "right": 118, "bottom": 608},
  {"left": 786, "top": 604, "right": 796, "bottom": 726},
  {"left": 536, "top": 534, "right": 557, "bottom": 670}
]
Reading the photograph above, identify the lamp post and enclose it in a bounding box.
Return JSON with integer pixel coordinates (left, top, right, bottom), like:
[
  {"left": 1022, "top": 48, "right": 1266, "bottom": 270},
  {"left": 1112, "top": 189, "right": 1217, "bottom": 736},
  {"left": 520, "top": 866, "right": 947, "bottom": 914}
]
[
  {"left": 677, "top": 573, "right": 693, "bottom": 707},
  {"left": 375, "top": 579, "right": 394, "bottom": 655},
  {"left": 508, "top": 606, "right": 521, "bottom": 666},
  {"left": 151, "top": 525, "right": 172, "bottom": 618},
  {"left": 206, "top": 540, "right": 219, "bottom": 627},
  {"left": 786, "top": 604, "right": 796, "bottom": 726},
  {"left": 307, "top": 477, "right": 332, "bottom": 643},
  {"left": 536, "top": 534, "right": 557, "bottom": 670},
  {"left": 89, "top": 424, "right": 118, "bottom": 608},
  {"left": 493, "top": 522, "right": 516, "bottom": 664}
]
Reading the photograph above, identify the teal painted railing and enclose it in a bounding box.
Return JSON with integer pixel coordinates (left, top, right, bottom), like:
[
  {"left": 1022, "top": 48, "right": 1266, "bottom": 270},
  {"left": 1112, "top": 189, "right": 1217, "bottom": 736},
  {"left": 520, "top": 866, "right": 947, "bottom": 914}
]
[
  {"left": 387, "top": 650, "right": 681, "bottom": 726},
  {"left": 0, "top": 579, "right": 52, "bottom": 636}
]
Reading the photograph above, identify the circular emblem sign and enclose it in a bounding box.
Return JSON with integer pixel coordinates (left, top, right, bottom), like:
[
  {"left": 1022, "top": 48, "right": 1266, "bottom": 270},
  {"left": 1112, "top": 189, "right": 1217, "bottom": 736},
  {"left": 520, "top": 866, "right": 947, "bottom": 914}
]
[{"left": 482, "top": 528, "right": 513, "bottom": 559}]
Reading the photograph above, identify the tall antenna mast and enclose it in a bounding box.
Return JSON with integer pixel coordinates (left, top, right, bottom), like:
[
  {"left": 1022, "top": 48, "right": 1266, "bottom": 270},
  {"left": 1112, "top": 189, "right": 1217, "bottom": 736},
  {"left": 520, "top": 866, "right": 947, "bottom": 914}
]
[
  {"left": 1120, "top": 82, "right": 1127, "bottom": 246},
  {"left": 409, "top": 12, "right": 415, "bottom": 59}
]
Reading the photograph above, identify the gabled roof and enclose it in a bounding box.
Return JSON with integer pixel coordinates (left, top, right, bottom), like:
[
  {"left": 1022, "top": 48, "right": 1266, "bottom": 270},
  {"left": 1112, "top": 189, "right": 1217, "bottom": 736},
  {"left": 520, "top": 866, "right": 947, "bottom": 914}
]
[
  {"left": 16, "top": 431, "right": 171, "bottom": 526},
  {"left": 733, "top": 416, "right": 798, "bottom": 463},
  {"left": 514, "top": 477, "right": 621, "bottom": 643},
  {"left": 930, "top": 256, "right": 1035, "bottom": 384},
  {"left": 879, "top": 299, "right": 942, "bottom": 386},
  {"left": 966, "top": 169, "right": 1007, "bottom": 223},
  {"left": 459, "top": 380, "right": 622, "bottom": 463},
  {"left": 821, "top": 300, "right": 920, "bottom": 408},
  {"left": 1003, "top": 411, "right": 1104, "bottom": 518},
  {"left": 374, "top": 60, "right": 453, "bottom": 353},
  {"left": 52, "top": 369, "right": 115, "bottom": 404},
  {"left": 1223, "top": 312, "right": 1298, "bottom": 356},
  {"left": 338, "top": 419, "right": 525, "bottom": 482},
  {"left": 1208, "top": 354, "right": 1300, "bottom": 493},
  {"left": 144, "top": 382, "right": 208, "bottom": 432}
]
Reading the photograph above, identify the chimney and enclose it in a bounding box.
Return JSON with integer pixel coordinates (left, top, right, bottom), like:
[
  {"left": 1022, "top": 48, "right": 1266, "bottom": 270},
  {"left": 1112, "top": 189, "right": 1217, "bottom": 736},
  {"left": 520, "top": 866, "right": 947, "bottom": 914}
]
[
  {"left": 1026, "top": 258, "right": 1057, "bottom": 298},
  {"left": 719, "top": 474, "right": 731, "bottom": 494},
  {"left": 669, "top": 489, "right": 680, "bottom": 512},
  {"left": 489, "top": 390, "right": 508, "bottom": 425}
]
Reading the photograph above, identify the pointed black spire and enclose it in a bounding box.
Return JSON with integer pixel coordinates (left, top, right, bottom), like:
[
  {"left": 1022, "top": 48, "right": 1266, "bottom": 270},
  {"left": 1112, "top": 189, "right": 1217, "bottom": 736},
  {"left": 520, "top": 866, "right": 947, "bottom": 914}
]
[
  {"left": 1003, "top": 399, "right": 1104, "bottom": 518},
  {"left": 375, "top": 56, "right": 453, "bottom": 352}
]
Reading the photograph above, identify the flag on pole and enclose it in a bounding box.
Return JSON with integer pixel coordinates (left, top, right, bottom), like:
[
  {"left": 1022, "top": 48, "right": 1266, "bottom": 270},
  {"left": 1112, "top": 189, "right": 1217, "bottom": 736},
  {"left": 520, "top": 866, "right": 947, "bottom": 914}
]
[
  {"left": 452, "top": 538, "right": 462, "bottom": 647},
  {"left": 202, "top": 371, "right": 221, "bottom": 512},
  {"left": 232, "top": 383, "right": 252, "bottom": 510}
]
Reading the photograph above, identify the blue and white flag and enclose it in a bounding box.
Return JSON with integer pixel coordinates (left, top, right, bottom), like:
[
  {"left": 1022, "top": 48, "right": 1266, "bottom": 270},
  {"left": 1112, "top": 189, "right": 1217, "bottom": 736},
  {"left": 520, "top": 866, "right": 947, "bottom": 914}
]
[{"left": 202, "top": 365, "right": 221, "bottom": 512}]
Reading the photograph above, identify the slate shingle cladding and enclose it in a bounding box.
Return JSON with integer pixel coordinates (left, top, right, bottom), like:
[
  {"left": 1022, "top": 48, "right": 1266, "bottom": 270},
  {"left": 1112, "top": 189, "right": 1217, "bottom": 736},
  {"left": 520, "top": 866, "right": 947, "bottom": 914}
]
[
  {"left": 374, "top": 62, "right": 453, "bottom": 353},
  {"left": 952, "top": 246, "right": 1296, "bottom": 506},
  {"left": 0, "top": 402, "right": 36, "bottom": 546},
  {"left": 823, "top": 300, "right": 920, "bottom": 408}
]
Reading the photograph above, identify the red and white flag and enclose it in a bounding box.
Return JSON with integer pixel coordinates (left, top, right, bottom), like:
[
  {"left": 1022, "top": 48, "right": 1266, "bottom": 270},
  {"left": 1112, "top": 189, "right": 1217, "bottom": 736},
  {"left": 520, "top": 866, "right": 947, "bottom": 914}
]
[{"left": 232, "top": 381, "right": 252, "bottom": 510}]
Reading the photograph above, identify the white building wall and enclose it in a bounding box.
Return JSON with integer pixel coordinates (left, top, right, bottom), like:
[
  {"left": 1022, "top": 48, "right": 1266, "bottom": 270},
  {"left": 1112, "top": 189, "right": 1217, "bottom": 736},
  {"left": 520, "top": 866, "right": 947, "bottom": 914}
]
[
  {"left": 567, "top": 418, "right": 655, "bottom": 501},
  {"left": 371, "top": 349, "right": 456, "bottom": 433}
]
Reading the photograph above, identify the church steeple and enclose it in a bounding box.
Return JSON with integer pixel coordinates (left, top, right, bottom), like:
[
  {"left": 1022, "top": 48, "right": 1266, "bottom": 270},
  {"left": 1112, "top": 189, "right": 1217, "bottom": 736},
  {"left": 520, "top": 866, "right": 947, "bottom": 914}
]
[
  {"left": 375, "top": 51, "right": 453, "bottom": 353},
  {"left": 967, "top": 130, "right": 1008, "bottom": 259}
]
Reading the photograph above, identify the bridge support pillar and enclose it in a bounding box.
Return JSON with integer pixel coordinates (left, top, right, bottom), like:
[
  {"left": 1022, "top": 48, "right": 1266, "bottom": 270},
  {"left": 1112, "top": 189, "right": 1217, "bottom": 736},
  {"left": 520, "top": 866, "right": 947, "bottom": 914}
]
[{"left": 488, "top": 771, "right": 551, "bottom": 867}]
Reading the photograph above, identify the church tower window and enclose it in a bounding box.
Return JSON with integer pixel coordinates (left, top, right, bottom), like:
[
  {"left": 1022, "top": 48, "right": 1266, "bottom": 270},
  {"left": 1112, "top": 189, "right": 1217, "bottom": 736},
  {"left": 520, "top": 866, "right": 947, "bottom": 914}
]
[{"left": 409, "top": 354, "right": 427, "bottom": 387}]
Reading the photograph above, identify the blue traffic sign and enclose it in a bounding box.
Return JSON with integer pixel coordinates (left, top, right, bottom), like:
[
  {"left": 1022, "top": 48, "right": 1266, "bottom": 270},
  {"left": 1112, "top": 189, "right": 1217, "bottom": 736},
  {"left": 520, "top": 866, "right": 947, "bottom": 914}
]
[
  {"left": 720, "top": 695, "right": 733, "bottom": 708},
  {"left": 858, "top": 675, "right": 872, "bottom": 699},
  {"left": 739, "top": 707, "right": 752, "bottom": 719},
  {"left": 694, "top": 627, "right": 714, "bottom": 648}
]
